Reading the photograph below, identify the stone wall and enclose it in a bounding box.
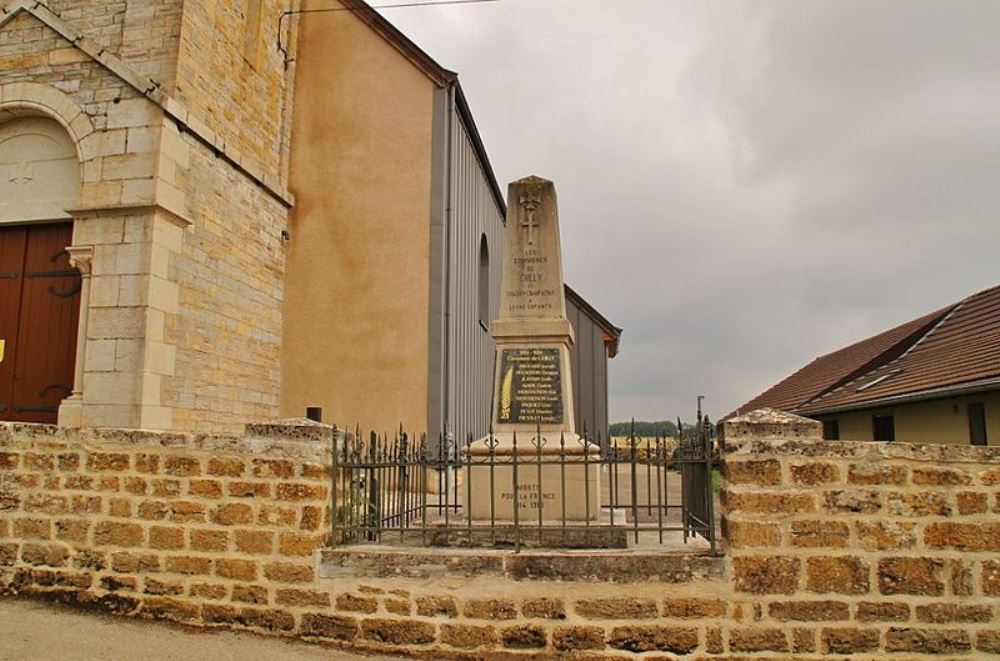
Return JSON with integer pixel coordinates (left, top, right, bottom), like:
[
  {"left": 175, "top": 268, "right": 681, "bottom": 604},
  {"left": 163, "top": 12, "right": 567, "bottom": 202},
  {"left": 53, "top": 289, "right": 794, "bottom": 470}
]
[
  {"left": 2, "top": 415, "right": 999, "bottom": 658},
  {"left": 722, "top": 409, "right": 1000, "bottom": 657}
]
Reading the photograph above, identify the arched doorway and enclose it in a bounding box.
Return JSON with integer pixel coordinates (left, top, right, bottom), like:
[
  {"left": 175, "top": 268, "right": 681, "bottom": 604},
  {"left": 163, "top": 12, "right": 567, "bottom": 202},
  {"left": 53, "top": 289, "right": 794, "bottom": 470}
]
[{"left": 0, "top": 116, "right": 81, "bottom": 423}]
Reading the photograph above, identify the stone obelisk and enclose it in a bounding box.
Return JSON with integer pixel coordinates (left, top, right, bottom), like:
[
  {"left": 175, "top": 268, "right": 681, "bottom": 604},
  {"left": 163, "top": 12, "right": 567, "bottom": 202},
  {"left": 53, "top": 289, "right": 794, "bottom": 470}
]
[{"left": 465, "top": 176, "right": 600, "bottom": 522}]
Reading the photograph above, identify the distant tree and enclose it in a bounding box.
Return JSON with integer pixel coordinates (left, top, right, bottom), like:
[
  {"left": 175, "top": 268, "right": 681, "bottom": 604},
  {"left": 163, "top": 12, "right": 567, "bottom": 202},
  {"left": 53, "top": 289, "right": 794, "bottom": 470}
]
[{"left": 608, "top": 420, "right": 678, "bottom": 437}]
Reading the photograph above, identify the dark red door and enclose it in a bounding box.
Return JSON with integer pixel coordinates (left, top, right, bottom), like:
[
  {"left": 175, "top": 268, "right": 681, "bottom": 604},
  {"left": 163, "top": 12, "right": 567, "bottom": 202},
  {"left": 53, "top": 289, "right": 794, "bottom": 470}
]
[{"left": 0, "top": 223, "right": 80, "bottom": 424}]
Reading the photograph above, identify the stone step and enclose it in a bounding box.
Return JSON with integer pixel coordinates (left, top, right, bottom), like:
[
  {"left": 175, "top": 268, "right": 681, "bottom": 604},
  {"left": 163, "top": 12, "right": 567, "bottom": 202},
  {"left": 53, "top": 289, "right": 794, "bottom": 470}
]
[{"left": 319, "top": 545, "right": 725, "bottom": 583}]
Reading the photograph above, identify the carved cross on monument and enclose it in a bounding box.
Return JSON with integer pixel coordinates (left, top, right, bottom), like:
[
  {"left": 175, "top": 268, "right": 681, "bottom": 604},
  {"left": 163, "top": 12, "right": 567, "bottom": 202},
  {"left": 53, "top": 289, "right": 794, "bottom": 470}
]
[{"left": 519, "top": 194, "right": 541, "bottom": 245}]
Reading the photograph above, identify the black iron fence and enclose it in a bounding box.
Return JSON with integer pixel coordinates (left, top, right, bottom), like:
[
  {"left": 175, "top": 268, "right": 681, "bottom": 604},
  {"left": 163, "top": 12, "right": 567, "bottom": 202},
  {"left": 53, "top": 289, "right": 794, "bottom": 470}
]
[{"left": 330, "top": 417, "right": 717, "bottom": 553}]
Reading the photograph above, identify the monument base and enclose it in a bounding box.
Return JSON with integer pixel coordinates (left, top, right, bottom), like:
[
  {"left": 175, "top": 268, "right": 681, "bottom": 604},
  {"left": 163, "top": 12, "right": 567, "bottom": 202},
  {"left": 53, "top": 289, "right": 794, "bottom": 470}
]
[{"left": 462, "top": 433, "right": 601, "bottom": 522}]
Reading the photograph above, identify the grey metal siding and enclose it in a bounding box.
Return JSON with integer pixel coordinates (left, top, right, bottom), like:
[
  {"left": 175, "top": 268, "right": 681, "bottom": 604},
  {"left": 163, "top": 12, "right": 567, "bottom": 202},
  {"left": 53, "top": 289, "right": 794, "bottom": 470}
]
[
  {"left": 445, "top": 90, "right": 505, "bottom": 442},
  {"left": 567, "top": 297, "right": 610, "bottom": 438}
]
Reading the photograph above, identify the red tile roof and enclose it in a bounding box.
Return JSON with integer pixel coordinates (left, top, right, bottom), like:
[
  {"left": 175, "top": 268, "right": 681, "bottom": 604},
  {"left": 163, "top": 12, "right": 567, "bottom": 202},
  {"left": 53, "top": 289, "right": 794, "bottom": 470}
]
[{"left": 730, "top": 284, "right": 1000, "bottom": 417}]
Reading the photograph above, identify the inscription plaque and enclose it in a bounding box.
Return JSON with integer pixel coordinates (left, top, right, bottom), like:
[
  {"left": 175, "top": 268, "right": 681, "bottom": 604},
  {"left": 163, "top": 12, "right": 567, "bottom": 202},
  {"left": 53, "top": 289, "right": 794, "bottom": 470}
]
[{"left": 496, "top": 347, "right": 563, "bottom": 424}]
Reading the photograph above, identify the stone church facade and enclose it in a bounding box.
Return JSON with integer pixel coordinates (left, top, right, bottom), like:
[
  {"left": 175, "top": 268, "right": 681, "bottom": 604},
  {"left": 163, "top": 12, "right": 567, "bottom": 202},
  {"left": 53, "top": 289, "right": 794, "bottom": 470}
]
[{"left": 0, "top": 0, "right": 619, "bottom": 439}]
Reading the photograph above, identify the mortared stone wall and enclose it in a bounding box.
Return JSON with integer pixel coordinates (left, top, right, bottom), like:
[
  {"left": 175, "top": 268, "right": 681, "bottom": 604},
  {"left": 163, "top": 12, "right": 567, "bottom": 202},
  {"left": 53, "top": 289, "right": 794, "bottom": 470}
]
[{"left": 1, "top": 412, "right": 999, "bottom": 658}]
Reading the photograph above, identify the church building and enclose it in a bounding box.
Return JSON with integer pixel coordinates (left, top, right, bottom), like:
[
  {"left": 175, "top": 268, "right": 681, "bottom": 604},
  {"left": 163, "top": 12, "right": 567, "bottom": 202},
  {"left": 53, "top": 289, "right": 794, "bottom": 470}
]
[{"left": 0, "top": 0, "right": 620, "bottom": 441}]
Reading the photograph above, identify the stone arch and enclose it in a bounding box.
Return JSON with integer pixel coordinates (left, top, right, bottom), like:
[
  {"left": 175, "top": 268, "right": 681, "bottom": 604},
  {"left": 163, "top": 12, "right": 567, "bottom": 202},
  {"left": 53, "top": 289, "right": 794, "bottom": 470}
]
[{"left": 0, "top": 116, "right": 78, "bottom": 222}]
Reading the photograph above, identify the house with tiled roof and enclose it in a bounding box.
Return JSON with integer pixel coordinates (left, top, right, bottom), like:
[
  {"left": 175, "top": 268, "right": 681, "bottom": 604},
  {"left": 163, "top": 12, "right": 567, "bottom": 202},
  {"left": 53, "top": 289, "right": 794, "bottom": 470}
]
[{"left": 729, "top": 285, "right": 1000, "bottom": 445}]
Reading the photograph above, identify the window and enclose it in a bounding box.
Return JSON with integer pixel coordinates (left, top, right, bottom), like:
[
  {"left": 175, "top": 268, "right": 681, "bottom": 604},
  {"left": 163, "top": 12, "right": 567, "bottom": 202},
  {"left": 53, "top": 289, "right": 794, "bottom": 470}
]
[
  {"left": 872, "top": 415, "right": 895, "bottom": 442},
  {"left": 969, "top": 402, "right": 988, "bottom": 446},
  {"left": 822, "top": 419, "right": 840, "bottom": 441},
  {"left": 477, "top": 234, "right": 489, "bottom": 330}
]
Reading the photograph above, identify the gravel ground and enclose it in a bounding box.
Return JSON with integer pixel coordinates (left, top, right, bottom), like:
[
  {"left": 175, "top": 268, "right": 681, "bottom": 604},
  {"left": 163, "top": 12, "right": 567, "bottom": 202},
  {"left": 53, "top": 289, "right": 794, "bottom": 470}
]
[{"left": 0, "top": 598, "right": 402, "bottom": 661}]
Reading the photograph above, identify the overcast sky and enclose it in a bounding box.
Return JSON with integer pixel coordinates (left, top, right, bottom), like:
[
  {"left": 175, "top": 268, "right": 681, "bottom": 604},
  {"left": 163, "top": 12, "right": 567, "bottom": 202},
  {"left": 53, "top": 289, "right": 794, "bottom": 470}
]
[{"left": 377, "top": 0, "right": 1000, "bottom": 424}]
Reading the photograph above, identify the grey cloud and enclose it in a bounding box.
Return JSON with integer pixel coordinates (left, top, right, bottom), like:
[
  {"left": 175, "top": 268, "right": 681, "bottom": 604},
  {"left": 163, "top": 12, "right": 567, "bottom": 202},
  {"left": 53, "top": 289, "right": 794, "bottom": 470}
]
[{"left": 382, "top": 0, "right": 1000, "bottom": 422}]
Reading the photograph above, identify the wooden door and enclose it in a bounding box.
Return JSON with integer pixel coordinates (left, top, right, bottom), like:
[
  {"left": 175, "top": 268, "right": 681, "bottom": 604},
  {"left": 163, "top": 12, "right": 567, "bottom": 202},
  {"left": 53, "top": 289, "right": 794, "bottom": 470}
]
[{"left": 0, "top": 222, "right": 79, "bottom": 423}]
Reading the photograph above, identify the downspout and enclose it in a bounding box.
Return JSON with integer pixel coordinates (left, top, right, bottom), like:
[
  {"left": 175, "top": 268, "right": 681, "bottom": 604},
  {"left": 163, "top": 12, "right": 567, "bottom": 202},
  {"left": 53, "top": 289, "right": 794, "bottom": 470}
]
[{"left": 441, "top": 82, "right": 456, "bottom": 438}]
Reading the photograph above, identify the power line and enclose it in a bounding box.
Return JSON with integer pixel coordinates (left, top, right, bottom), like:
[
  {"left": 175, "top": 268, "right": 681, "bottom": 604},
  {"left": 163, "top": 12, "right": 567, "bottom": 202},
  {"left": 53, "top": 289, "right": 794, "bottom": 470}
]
[{"left": 278, "top": 0, "right": 504, "bottom": 62}]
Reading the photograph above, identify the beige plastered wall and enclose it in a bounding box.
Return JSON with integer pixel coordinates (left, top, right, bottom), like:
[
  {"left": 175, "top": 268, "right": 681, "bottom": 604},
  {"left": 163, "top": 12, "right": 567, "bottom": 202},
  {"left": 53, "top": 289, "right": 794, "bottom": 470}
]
[
  {"left": 814, "top": 390, "right": 1000, "bottom": 445},
  {"left": 282, "top": 1, "right": 435, "bottom": 432}
]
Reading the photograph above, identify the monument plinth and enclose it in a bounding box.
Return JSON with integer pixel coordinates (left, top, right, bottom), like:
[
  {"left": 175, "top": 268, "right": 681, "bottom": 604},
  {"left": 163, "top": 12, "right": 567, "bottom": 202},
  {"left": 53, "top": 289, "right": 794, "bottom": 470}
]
[{"left": 464, "top": 176, "right": 600, "bottom": 522}]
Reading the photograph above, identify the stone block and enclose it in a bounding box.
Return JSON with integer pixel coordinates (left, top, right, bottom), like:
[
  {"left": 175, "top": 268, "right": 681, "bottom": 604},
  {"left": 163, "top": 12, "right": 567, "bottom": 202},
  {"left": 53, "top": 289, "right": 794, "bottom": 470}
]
[
  {"left": 979, "top": 631, "right": 1000, "bottom": 655},
  {"left": 886, "top": 491, "right": 951, "bottom": 516},
  {"left": 336, "top": 593, "right": 378, "bottom": 614},
  {"left": 983, "top": 559, "right": 1000, "bottom": 596},
  {"left": 768, "top": 600, "right": 850, "bottom": 622},
  {"left": 232, "top": 585, "right": 268, "bottom": 605},
  {"left": 276, "top": 483, "right": 326, "bottom": 501},
  {"left": 188, "top": 480, "right": 222, "bottom": 499},
  {"left": 824, "top": 489, "right": 880, "bottom": 514},
  {"left": 464, "top": 598, "right": 517, "bottom": 620},
  {"left": 912, "top": 467, "right": 971, "bottom": 486},
  {"left": 821, "top": 627, "right": 880, "bottom": 654},
  {"left": 252, "top": 459, "right": 294, "bottom": 479},
  {"left": 163, "top": 456, "right": 200, "bottom": 477},
  {"left": 553, "top": 626, "right": 605, "bottom": 651},
  {"left": 210, "top": 503, "right": 252, "bottom": 526},
  {"left": 263, "top": 562, "right": 313, "bottom": 584},
  {"left": 956, "top": 491, "right": 988, "bottom": 514},
  {"left": 440, "top": 624, "right": 499, "bottom": 649},
  {"left": 854, "top": 521, "right": 916, "bottom": 551},
  {"left": 234, "top": 530, "right": 273, "bottom": 555},
  {"left": 661, "top": 598, "right": 727, "bottom": 618},
  {"left": 361, "top": 619, "right": 435, "bottom": 645},
  {"left": 228, "top": 481, "right": 270, "bottom": 498},
  {"left": 300, "top": 613, "right": 359, "bottom": 641},
  {"left": 724, "top": 459, "right": 781, "bottom": 485},
  {"left": 135, "top": 454, "right": 160, "bottom": 474},
  {"left": 416, "top": 595, "right": 457, "bottom": 617},
  {"left": 790, "top": 520, "right": 849, "bottom": 548},
  {"left": 142, "top": 597, "right": 199, "bottom": 623},
  {"left": 502, "top": 624, "right": 547, "bottom": 649},
  {"left": 111, "top": 552, "right": 160, "bottom": 573},
  {"left": 189, "top": 583, "right": 228, "bottom": 600},
  {"left": 847, "top": 463, "right": 906, "bottom": 485},
  {"left": 94, "top": 521, "right": 143, "bottom": 547},
  {"left": 87, "top": 452, "right": 130, "bottom": 472},
  {"left": 728, "top": 628, "right": 789, "bottom": 653},
  {"left": 884, "top": 628, "right": 971, "bottom": 654},
  {"left": 276, "top": 589, "right": 330, "bottom": 608},
  {"left": 216, "top": 558, "right": 257, "bottom": 581},
  {"left": 207, "top": 457, "right": 245, "bottom": 477},
  {"left": 856, "top": 601, "right": 909, "bottom": 622},
  {"left": 279, "top": 533, "right": 318, "bottom": 557},
  {"left": 792, "top": 628, "right": 816, "bottom": 653},
  {"left": 164, "top": 555, "right": 211, "bottom": 575},
  {"left": 148, "top": 526, "right": 184, "bottom": 550},
  {"left": 806, "top": 556, "right": 869, "bottom": 594},
  {"left": 915, "top": 603, "right": 992, "bottom": 623},
  {"left": 924, "top": 522, "right": 1000, "bottom": 551},
  {"left": 576, "top": 597, "right": 658, "bottom": 619},
  {"left": 169, "top": 501, "right": 205, "bottom": 522},
  {"left": 21, "top": 543, "right": 70, "bottom": 567},
  {"left": 725, "top": 519, "right": 781, "bottom": 548},
  {"left": 878, "top": 557, "right": 944, "bottom": 596},
  {"left": 142, "top": 578, "right": 182, "bottom": 596},
  {"left": 521, "top": 597, "right": 565, "bottom": 619},
  {"left": 733, "top": 556, "right": 800, "bottom": 594},
  {"left": 724, "top": 491, "right": 815, "bottom": 514},
  {"left": 790, "top": 462, "right": 839, "bottom": 485},
  {"left": 607, "top": 625, "right": 699, "bottom": 654}
]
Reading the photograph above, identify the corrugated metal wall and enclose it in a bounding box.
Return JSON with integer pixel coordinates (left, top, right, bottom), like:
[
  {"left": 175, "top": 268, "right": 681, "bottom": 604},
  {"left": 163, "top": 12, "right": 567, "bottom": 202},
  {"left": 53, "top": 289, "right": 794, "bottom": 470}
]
[
  {"left": 445, "top": 98, "right": 505, "bottom": 442},
  {"left": 567, "top": 299, "right": 611, "bottom": 438}
]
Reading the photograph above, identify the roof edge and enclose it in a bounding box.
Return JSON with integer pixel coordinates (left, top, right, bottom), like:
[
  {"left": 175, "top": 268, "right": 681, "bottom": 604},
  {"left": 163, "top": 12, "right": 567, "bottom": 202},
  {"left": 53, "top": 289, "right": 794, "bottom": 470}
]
[
  {"left": 797, "top": 303, "right": 958, "bottom": 410},
  {"left": 565, "top": 284, "right": 623, "bottom": 358},
  {"left": 339, "top": 0, "right": 457, "bottom": 87},
  {"left": 798, "top": 375, "right": 1000, "bottom": 416}
]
